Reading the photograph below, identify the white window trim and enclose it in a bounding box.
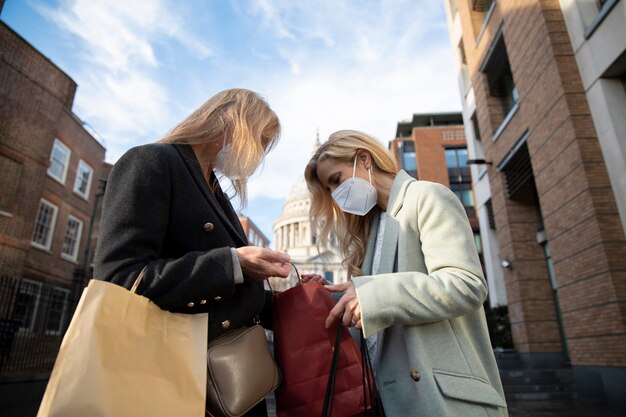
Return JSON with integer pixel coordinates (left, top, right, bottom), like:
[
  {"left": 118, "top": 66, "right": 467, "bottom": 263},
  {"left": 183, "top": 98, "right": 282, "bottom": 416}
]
[
  {"left": 73, "top": 159, "right": 93, "bottom": 200},
  {"left": 31, "top": 198, "right": 59, "bottom": 251},
  {"left": 17, "top": 279, "right": 42, "bottom": 333},
  {"left": 45, "top": 287, "right": 70, "bottom": 336},
  {"left": 47, "top": 139, "right": 71, "bottom": 184},
  {"left": 61, "top": 214, "right": 84, "bottom": 262}
]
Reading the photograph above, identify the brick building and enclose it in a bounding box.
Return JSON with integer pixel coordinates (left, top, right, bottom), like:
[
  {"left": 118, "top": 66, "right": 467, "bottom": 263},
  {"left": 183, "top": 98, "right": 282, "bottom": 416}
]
[
  {"left": 444, "top": 0, "right": 626, "bottom": 408},
  {"left": 238, "top": 214, "right": 271, "bottom": 248},
  {"left": 0, "top": 20, "right": 107, "bottom": 407},
  {"left": 390, "top": 112, "right": 508, "bottom": 308}
]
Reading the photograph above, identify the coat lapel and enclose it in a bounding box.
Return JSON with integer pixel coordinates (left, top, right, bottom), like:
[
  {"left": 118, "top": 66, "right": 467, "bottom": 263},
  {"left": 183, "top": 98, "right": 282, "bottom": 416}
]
[
  {"left": 362, "top": 171, "right": 415, "bottom": 275},
  {"left": 378, "top": 215, "right": 399, "bottom": 274},
  {"left": 173, "top": 144, "right": 247, "bottom": 246}
]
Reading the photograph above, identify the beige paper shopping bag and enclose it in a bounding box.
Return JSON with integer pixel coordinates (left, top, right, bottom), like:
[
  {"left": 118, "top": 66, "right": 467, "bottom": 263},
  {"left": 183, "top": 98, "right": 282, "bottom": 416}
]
[{"left": 37, "top": 276, "right": 208, "bottom": 417}]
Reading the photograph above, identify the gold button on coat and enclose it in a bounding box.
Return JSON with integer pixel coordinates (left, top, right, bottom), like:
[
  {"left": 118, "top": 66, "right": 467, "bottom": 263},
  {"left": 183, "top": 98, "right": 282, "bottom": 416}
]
[
  {"left": 199, "top": 299, "right": 207, "bottom": 305},
  {"left": 203, "top": 222, "right": 214, "bottom": 232},
  {"left": 221, "top": 320, "right": 231, "bottom": 329},
  {"left": 187, "top": 302, "right": 195, "bottom": 308},
  {"left": 410, "top": 370, "right": 421, "bottom": 382},
  {"left": 214, "top": 296, "right": 222, "bottom": 301}
]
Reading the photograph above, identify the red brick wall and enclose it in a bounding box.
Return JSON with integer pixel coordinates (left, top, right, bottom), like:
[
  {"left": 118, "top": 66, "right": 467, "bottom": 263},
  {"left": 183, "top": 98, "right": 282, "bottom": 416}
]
[
  {"left": 0, "top": 22, "right": 106, "bottom": 287},
  {"left": 457, "top": 1, "right": 626, "bottom": 366}
]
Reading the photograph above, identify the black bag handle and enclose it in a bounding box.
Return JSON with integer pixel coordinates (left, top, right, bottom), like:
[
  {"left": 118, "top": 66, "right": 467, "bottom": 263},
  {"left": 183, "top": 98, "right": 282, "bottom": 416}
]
[{"left": 321, "top": 322, "right": 386, "bottom": 416}]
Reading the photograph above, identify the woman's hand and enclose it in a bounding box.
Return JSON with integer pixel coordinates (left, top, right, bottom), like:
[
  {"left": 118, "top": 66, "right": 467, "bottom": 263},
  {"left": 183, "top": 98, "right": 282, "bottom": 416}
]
[
  {"left": 236, "top": 247, "right": 291, "bottom": 280},
  {"left": 325, "top": 281, "right": 362, "bottom": 330},
  {"left": 300, "top": 274, "right": 329, "bottom": 285}
]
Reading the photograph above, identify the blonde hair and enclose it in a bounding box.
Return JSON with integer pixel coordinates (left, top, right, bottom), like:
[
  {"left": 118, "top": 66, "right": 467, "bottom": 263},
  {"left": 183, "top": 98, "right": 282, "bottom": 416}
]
[
  {"left": 304, "top": 130, "right": 398, "bottom": 277},
  {"left": 158, "top": 88, "right": 280, "bottom": 205}
]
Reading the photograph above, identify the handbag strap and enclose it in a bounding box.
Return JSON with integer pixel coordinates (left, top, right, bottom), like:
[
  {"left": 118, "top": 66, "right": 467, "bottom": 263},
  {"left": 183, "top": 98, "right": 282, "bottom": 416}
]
[
  {"left": 322, "top": 322, "right": 386, "bottom": 417},
  {"left": 321, "top": 321, "right": 343, "bottom": 416},
  {"left": 130, "top": 266, "right": 149, "bottom": 294},
  {"left": 360, "top": 333, "right": 386, "bottom": 416}
]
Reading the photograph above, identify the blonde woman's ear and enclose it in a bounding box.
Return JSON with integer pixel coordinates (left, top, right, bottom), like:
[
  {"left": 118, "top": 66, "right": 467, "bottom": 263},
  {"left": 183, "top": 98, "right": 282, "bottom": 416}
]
[{"left": 357, "top": 149, "right": 372, "bottom": 170}]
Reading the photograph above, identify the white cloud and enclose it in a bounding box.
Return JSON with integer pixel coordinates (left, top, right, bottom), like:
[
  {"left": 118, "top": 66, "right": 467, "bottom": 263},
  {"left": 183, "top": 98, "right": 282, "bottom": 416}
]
[
  {"left": 33, "top": 0, "right": 214, "bottom": 159},
  {"left": 23, "top": 0, "right": 462, "bottom": 241}
]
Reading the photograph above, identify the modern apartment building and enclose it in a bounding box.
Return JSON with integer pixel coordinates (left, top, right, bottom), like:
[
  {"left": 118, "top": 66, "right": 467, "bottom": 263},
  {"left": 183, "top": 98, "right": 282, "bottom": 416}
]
[
  {"left": 444, "top": 0, "right": 626, "bottom": 407},
  {"left": 390, "top": 112, "right": 508, "bottom": 308}
]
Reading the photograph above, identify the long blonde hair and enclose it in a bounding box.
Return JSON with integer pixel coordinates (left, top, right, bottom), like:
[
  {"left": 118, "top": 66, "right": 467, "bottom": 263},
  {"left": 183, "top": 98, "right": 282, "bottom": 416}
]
[
  {"left": 158, "top": 88, "right": 280, "bottom": 205},
  {"left": 305, "top": 130, "right": 398, "bottom": 277}
]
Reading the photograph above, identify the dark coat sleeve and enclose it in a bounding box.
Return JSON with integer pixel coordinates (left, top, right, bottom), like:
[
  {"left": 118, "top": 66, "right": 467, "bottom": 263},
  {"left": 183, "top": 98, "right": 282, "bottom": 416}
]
[{"left": 93, "top": 144, "right": 240, "bottom": 312}]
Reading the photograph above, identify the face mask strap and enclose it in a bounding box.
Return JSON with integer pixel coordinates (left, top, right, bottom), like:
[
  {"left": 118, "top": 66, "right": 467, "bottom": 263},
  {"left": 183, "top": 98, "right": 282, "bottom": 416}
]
[{"left": 353, "top": 156, "right": 373, "bottom": 186}]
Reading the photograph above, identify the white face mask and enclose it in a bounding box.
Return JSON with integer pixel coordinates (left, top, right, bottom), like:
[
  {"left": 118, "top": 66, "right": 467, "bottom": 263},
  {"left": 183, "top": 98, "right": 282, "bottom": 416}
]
[
  {"left": 214, "top": 137, "right": 261, "bottom": 180},
  {"left": 331, "top": 158, "right": 378, "bottom": 216}
]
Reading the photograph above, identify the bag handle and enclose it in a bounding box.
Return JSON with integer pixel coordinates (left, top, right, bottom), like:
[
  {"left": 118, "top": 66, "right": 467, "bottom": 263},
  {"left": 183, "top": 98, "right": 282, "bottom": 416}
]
[
  {"left": 130, "top": 266, "right": 149, "bottom": 294},
  {"left": 321, "top": 322, "right": 386, "bottom": 417},
  {"left": 321, "top": 320, "right": 343, "bottom": 417}
]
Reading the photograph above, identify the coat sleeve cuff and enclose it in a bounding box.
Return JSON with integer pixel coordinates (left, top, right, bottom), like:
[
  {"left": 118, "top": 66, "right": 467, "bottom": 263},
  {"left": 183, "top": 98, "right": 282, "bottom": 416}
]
[{"left": 230, "top": 248, "right": 244, "bottom": 284}]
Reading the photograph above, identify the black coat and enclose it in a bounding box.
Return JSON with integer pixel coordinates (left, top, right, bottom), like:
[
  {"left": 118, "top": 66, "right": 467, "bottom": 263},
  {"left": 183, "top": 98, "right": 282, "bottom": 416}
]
[{"left": 93, "top": 143, "right": 266, "bottom": 339}]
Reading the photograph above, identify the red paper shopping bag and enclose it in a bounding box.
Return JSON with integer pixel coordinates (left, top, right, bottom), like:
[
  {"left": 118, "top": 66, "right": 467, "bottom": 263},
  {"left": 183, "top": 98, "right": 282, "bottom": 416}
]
[{"left": 272, "top": 280, "right": 369, "bottom": 417}]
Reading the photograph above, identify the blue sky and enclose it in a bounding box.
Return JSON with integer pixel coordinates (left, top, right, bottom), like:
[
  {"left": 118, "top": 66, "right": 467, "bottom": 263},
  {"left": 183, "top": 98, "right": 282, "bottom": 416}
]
[{"left": 2, "top": 0, "right": 462, "bottom": 245}]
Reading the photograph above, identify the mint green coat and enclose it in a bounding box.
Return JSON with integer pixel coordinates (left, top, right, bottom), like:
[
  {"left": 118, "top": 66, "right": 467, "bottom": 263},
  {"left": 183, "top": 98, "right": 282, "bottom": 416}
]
[{"left": 353, "top": 171, "right": 508, "bottom": 417}]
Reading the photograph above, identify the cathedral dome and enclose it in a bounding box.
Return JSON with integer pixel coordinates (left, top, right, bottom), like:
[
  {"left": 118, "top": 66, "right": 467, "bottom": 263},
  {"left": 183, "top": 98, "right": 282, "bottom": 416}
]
[{"left": 286, "top": 176, "right": 309, "bottom": 204}]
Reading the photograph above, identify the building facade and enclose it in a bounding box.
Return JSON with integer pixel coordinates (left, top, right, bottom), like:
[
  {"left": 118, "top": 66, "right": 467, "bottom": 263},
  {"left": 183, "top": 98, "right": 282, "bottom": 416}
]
[
  {"left": 0, "top": 20, "right": 106, "bottom": 398},
  {"left": 390, "top": 112, "right": 508, "bottom": 308},
  {"left": 444, "top": 0, "right": 626, "bottom": 407},
  {"left": 239, "top": 214, "right": 271, "bottom": 248}
]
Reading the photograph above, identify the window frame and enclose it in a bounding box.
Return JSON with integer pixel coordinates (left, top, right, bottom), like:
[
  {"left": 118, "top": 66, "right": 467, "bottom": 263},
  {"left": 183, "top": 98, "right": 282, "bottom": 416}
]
[
  {"left": 13, "top": 279, "right": 43, "bottom": 333},
  {"left": 480, "top": 27, "right": 519, "bottom": 141},
  {"left": 31, "top": 198, "right": 59, "bottom": 251},
  {"left": 47, "top": 139, "right": 71, "bottom": 184},
  {"left": 61, "top": 214, "right": 84, "bottom": 262},
  {"left": 73, "top": 159, "right": 94, "bottom": 200},
  {"left": 44, "top": 287, "right": 71, "bottom": 336}
]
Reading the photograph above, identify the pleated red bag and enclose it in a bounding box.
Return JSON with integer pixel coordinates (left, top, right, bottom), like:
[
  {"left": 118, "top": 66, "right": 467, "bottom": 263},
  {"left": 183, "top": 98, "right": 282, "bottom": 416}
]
[{"left": 272, "top": 269, "right": 370, "bottom": 417}]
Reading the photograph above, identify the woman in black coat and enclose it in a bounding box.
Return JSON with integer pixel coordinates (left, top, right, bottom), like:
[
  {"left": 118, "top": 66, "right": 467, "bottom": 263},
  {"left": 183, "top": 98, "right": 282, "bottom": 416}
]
[{"left": 93, "top": 88, "right": 291, "bottom": 416}]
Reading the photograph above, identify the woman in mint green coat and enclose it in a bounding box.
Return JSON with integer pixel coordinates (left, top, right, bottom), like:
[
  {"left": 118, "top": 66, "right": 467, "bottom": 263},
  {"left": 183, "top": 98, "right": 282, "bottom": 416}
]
[{"left": 302, "top": 130, "right": 508, "bottom": 417}]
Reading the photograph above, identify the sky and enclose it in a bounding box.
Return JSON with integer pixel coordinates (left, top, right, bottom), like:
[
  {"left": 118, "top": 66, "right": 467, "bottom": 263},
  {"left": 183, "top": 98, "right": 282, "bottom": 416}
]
[{"left": 2, "top": 0, "right": 462, "bottom": 245}]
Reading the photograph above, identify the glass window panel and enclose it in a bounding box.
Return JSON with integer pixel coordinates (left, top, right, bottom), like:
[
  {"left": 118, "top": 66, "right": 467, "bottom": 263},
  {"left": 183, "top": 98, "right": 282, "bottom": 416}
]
[
  {"left": 12, "top": 280, "right": 42, "bottom": 332},
  {"left": 32, "top": 200, "right": 58, "bottom": 249},
  {"left": 403, "top": 152, "right": 417, "bottom": 171},
  {"left": 45, "top": 288, "right": 69, "bottom": 335},
  {"left": 48, "top": 140, "right": 70, "bottom": 182},
  {"left": 61, "top": 216, "right": 82, "bottom": 260},
  {"left": 445, "top": 149, "right": 458, "bottom": 168}
]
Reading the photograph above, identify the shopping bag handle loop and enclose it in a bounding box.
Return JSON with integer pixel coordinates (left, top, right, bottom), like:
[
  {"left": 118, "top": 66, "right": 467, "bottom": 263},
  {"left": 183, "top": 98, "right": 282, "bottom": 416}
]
[{"left": 130, "top": 266, "right": 149, "bottom": 294}]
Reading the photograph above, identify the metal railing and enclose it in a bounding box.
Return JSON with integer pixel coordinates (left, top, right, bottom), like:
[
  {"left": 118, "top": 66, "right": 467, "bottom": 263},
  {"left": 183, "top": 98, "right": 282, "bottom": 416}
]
[{"left": 0, "top": 274, "right": 77, "bottom": 378}]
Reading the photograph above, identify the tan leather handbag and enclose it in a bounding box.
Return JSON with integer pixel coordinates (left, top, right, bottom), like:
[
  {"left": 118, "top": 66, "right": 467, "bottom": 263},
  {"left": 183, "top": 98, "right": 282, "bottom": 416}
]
[{"left": 206, "top": 324, "right": 281, "bottom": 417}]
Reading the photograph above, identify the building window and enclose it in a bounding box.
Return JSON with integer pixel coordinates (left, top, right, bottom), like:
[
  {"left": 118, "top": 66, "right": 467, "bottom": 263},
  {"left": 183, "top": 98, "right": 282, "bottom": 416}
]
[
  {"left": 481, "top": 31, "right": 518, "bottom": 138},
  {"left": 73, "top": 160, "right": 93, "bottom": 199},
  {"left": 458, "top": 40, "right": 471, "bottom": 93},
  {"left": 0, "top": 155, "right": 22, "bottom": 215},
  {"left": 12, "top": 279, "right": 42, "bottom": 332},
  {"left": 496, "top": 131, "right": 534, "bottom": 200},
  {"left": 401, "top": 141, "right": 418, "bottom": 179},
  {"left": 446, "top": 147, "right": 475, "bottom": 218},
  {"left": 48, "top": 139, "right": 71, "bottom": 184},
  {"left": 31, "top": 199, "right": 58, "bottom": 251},
  {"left": 45, "top": 287, "right": 70, "bottom": 335},
  {"left": 61, "top": 215, "right": 83, "bottom": 262}
]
